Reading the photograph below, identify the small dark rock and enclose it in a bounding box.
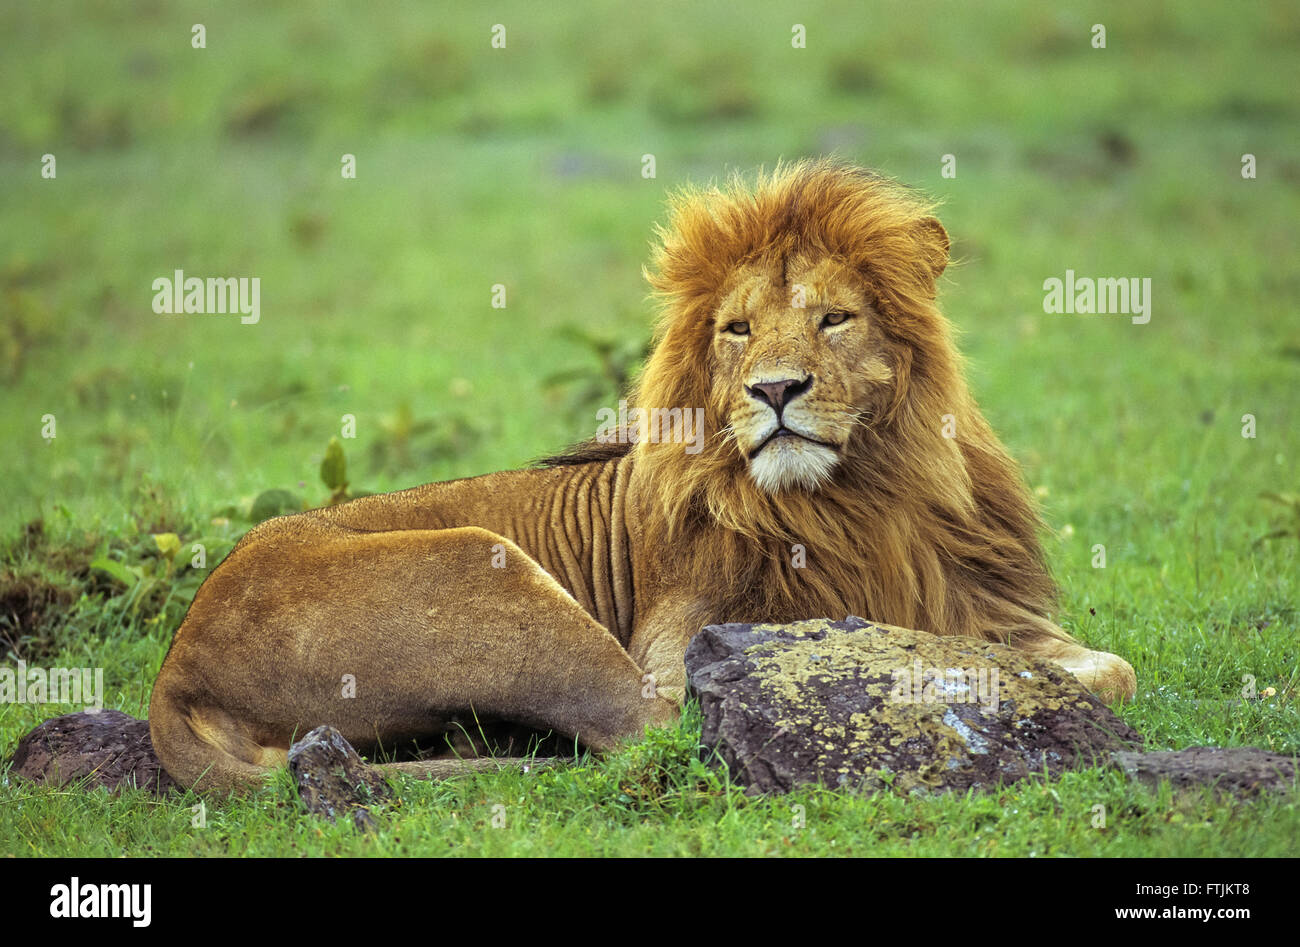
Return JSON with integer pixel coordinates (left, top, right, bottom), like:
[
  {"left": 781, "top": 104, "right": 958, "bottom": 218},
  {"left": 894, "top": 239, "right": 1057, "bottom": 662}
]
[
  {"left": 8, "top": 710, "right": 177, "bottom": 794},
  {"left": 686, "top": 617, "right": 1143, "bottom": 795},
  {"left": 288, "top": 725, "right": 394, "bottom": 826},
  {"left": 1111, "top": 746, "right": 1297, "bottom": 799}
]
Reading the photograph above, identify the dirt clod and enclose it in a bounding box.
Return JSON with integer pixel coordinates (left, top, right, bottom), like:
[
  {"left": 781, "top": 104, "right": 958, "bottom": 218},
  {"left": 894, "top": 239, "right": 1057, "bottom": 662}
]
[
  {"left": 1110, "top": 746, "right": 1297, "bottom": 798},
  {"left": 8, "top": 709, "right": 177, "bottom": 794},
  {"left": 288, "top": 725, "right": 394, "bottom": 827}
]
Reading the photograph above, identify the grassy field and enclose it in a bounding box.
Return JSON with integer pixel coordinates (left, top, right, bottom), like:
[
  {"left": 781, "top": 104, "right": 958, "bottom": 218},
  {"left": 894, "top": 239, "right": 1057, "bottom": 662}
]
[{"left": 1, "top": 0, "right": 1297, "bottom": 856}]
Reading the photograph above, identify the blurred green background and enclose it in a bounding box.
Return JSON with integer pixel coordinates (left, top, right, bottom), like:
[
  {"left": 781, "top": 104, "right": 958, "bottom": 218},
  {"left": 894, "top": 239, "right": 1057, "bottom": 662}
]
[
  {"left": 1, "top": 0, "right": 1298, "bottom": 858},
  {"left": 3, "top": 0, "right": 1298, "bottom": 540}
]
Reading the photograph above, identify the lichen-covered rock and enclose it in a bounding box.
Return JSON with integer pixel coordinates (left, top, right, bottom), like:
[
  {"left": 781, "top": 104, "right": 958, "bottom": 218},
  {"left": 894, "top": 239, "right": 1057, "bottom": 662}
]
[
  {"left": 288, "top": 725, "right": 394, "bottom": 829},
  {"left": 685, "top": 617, "right": 1142, "bottom": 795},
  {"left": 7, "top": 710, "right": 177, "bottom": 794},
  {"left": 1110, "top": 747, "right": 1297, "bottom": 799}
]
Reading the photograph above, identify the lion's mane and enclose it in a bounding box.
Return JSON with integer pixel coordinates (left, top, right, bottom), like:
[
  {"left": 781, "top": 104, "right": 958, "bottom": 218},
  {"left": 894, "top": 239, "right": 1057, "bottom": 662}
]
[{"left": 629, "top": 159, "right": 1067, "bottom": 647}]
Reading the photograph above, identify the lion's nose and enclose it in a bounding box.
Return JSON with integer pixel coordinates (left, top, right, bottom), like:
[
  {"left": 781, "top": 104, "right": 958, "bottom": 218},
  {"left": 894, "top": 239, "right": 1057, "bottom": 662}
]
[{"left": 747, "top": 376, "right": 813, "bottom": 414}]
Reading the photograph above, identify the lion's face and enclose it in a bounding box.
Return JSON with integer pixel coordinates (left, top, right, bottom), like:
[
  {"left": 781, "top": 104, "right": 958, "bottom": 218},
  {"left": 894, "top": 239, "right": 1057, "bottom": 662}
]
[{"left": 709, "top": 255, "right": 895, "bottom": 493}]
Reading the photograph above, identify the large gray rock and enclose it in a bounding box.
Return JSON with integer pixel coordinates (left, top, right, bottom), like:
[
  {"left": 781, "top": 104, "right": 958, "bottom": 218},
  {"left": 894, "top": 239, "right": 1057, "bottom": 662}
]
[
  {"left": 7, "top": 709, "right": 177, "bottom": 794},
  {"left": 685, "top": 617, "right": 1143, "bottom": 795}
]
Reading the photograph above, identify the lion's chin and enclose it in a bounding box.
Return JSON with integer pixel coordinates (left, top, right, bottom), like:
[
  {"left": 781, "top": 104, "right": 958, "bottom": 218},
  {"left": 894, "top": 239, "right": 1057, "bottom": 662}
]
[{"left": 747, "top": 437, "right": 839, "bottom": 493}]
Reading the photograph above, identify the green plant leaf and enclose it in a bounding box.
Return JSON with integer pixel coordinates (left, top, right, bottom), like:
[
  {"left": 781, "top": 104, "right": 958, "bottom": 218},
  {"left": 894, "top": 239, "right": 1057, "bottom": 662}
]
[
  {"left": 90, "top": 556, "right": 139, "bottom": 588},
  {"left": 320, "top": 436, "right": 348, "bottom": 491},
  {"left": 152, "top": 532, "right": 182, "bottom": 561},
  {"left": 250, "top": 489, "right": 302, "bottom": 522}
]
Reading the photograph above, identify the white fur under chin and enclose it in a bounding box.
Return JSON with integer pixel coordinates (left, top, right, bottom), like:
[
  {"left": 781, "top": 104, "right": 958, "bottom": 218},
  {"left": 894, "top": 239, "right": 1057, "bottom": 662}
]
[{"left": 748, "top": 438, "right": 839, "bottom": 493}]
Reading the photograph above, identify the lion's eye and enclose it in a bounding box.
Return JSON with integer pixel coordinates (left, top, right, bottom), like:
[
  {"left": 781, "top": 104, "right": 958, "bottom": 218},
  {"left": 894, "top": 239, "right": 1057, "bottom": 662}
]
[
  {"left": 820, "top": 310, "right": 853, "bottom": 329},
  {"left": 723, "top": 321, "right": 750, "bottom": 336}
]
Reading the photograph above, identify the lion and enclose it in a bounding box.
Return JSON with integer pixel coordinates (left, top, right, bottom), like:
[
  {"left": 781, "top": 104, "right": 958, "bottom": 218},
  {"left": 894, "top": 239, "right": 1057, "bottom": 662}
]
[{"left": 149, "top": 159, "right": 1137, "bottom": 793}]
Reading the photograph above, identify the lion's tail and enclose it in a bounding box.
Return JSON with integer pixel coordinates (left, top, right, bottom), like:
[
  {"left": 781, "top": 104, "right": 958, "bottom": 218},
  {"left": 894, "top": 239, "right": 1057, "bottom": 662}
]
[{"left": 148, "top": 667, "right": 284, "bottom": 795}]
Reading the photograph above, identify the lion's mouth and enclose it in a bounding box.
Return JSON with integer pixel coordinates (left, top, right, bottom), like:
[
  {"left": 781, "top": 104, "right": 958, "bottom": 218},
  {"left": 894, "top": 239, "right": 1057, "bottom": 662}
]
[{"left": 747, "top": 426, "right": 840, "bottom": 459}]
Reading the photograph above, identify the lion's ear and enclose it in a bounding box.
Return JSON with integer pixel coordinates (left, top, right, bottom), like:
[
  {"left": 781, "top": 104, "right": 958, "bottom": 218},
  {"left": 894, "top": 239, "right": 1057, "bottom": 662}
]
[{"left": 913, "top": 217, "right": 949, "bottom": 281}]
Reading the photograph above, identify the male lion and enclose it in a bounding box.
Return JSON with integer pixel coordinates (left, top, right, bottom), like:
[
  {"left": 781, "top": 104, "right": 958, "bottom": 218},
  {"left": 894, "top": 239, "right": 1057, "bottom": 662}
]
[{"left": 150, "top": 160, "right": 1136, "bottom": 793}]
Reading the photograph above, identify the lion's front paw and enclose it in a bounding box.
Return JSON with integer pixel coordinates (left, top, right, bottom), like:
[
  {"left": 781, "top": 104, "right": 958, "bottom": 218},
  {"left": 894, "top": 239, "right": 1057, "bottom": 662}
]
[{"left": 1058, "top": 649, "right": 1137, "bottom": 703}]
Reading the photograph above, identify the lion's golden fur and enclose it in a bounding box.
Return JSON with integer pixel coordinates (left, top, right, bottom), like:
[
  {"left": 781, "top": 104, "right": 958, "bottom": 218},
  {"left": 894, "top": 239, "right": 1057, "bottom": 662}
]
[{"left": 630, "top": 159, "right": 1067, "bottom": 648}]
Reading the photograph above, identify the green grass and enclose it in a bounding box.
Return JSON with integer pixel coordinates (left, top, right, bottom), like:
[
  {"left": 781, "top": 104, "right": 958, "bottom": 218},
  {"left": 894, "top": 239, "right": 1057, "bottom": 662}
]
[
  {"left": 4, "top": 704, "right": 1297, "bottom": 858},
  {"left": 2, "top": 0, "right": 1298, "bottom": 856}
]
